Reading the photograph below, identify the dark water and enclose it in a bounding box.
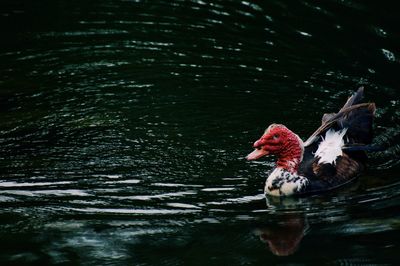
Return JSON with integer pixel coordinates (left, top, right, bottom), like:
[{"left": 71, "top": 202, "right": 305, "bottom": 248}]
[{"left": 1, "top": 0, "right": 400, "bottom": 265}]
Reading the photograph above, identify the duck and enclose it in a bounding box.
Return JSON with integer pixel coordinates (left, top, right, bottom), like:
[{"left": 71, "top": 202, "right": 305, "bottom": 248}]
[{"left": 246, "top": 87, "right": 376, "bottom": 197}]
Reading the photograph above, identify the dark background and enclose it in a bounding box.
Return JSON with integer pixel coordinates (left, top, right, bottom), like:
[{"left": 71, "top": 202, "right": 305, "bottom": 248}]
[{"left": 1, "top": 0, "right": 399, "bottom": 265}]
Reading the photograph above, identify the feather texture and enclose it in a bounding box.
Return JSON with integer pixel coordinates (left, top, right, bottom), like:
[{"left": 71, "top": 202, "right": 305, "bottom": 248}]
[
  {"left": 247, "top": 87, "right": 376, "bottom": 196},
  {"left": 314, "top": 128, "right": 348, "bottom": 165}
]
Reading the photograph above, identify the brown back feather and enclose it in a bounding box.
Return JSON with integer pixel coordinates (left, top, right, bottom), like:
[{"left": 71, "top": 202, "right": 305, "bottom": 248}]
[{"left": 311, "top": 153, "right": 363, "bottom": 186}]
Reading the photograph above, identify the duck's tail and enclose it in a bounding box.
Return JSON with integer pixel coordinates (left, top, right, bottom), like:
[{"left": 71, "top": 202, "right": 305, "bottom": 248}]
[
  {"left": 335, "top": 87, "right": 375, "bottom": 145},
  {"left": 304, "top": 87, "right": 376, "bottom": 147}
]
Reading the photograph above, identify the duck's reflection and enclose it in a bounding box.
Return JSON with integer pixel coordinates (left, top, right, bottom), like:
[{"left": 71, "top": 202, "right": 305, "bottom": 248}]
[{"left": 253, "top": 214, "right": 309, "bottom": 256}]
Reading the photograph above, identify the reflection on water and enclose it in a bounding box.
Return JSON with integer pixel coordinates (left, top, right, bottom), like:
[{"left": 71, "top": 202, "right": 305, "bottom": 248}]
[
  {"left": 254, "top": 214, "right": 308, "bottom": 256},
  {"left": 1, "top": 0, "right": 400, "bottom": 264}
]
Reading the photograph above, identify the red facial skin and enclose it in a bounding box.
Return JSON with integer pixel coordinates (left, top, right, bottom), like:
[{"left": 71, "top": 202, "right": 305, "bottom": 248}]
[{"left": 247, "top": 125, "right": 303, "bottom": 173}]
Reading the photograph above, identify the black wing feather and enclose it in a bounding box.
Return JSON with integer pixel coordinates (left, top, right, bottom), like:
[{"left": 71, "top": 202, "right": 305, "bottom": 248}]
[
  {"left": 304, "top": 87, "right": 375, "bottom": 147},
  {"left": 298, "top": 87, "right": 375, "bottom": 194}
]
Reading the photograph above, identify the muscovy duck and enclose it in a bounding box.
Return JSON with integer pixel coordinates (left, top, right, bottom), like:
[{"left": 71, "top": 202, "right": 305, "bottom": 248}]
[{"left": 246, "top": 87, "right": 375, "bottom": 196}]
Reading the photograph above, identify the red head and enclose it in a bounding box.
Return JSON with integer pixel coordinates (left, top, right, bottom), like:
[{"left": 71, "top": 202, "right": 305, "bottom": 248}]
[{"left": 246, "top": 124, "right": 304, "bottom": 172}]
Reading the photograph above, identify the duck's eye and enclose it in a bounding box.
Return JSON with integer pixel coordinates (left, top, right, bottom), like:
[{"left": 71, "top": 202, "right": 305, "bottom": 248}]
[{"left": 273, "top": 134, "right": 279, "bottom": 140}]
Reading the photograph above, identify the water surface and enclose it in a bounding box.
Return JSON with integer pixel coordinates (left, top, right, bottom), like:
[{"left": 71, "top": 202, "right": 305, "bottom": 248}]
[{"left": 1, "top": 0, "right": 400, "bottom": 265}]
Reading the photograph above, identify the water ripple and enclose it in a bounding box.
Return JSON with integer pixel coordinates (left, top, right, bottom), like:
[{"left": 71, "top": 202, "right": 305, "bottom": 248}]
[
  {"left": 1, "top": 0, "right": 399, "bottom": 263},
  {"left": 67, "top": 207, "right": 201, "bottom": 215}
]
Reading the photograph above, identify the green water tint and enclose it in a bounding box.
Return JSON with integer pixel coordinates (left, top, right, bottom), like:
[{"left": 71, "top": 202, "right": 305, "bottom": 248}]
[{"left": 1, "top": 0, "right": 400, "bottom": 265}]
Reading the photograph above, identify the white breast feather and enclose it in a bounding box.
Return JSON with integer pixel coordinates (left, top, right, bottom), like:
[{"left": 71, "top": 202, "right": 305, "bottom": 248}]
[
  {"left": 314, "top": 128, "right": 348, "bottom": 165},
  {"left": 265, "top": 168, "right": 309, "bottom": 196}
]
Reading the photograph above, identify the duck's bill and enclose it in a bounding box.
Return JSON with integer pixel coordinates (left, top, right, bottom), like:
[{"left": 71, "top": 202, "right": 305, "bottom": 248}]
[{"left": 246, "top": 149, "right": 269, "bottom": 160}]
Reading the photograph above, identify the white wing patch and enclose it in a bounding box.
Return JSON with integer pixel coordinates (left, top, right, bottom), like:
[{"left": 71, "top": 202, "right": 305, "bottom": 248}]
[{"left": 314, "top": 128, "right": 347, "bottom": 165}]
